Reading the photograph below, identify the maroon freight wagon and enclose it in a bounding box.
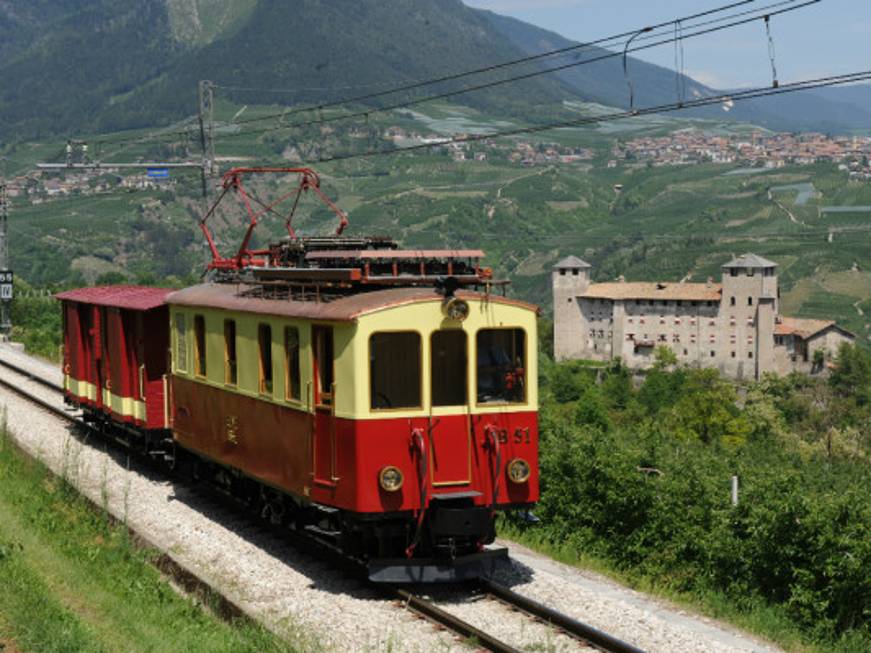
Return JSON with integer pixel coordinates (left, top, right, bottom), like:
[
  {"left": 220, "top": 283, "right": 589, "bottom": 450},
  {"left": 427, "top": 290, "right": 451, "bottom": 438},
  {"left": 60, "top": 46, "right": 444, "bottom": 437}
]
[{"left": 57, "top": 286, "right": 172, "bottom": 431}]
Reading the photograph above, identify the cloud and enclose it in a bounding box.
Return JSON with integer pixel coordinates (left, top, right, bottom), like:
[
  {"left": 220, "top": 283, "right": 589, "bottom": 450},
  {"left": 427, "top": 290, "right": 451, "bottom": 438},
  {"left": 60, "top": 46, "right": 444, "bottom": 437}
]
[
  {"left": 464, "top": 0, "right": 589, "bottom": 10},
  {"left": 685, "top": 69, "right": 753, "bottom": 91}
]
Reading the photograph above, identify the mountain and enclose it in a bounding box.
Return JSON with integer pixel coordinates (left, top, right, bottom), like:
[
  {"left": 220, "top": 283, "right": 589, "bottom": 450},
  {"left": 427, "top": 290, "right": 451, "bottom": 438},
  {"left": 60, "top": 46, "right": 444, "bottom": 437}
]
[
  {"left": 0, "top": 0, "right": 569, "bottom": 141},
  {"left": 0, "top": 0, "right": 867, "bottom": 143}
]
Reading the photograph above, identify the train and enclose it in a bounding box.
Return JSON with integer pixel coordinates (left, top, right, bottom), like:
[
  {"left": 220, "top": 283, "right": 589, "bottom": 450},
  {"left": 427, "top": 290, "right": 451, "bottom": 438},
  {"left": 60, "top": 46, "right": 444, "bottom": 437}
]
[{"left": 56, "top": 168, "right": 540, "bottom": 582}]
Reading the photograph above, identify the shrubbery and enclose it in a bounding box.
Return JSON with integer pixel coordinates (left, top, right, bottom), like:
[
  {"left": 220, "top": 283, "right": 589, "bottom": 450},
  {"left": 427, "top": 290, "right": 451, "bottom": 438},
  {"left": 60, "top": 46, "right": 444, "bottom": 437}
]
[{"left": 522, "top": 344, "right": 871, "bottom": 650}]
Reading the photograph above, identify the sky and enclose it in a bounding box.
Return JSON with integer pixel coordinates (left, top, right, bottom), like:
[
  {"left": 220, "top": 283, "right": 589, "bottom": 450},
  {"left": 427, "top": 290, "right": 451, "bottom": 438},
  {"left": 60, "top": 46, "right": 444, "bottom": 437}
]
[{"left": 462, "top": 0, "right": 871, "bottom": 89}]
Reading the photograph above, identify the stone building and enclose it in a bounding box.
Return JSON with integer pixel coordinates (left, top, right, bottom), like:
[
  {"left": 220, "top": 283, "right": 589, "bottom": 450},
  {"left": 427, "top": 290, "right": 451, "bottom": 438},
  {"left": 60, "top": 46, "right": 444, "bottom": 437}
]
[{"left": 552, "top": 253, "right": 855, "bottom": 379}]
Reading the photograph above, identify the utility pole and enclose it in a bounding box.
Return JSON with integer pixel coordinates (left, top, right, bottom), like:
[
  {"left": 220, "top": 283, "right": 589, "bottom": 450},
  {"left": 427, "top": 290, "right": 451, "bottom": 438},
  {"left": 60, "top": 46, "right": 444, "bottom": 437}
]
[
  {"left": 198, "top": 80, "right": 215, "bottom": 208},
  {"left": 0, "top": 177, "right": 11, "bottom": 338}
]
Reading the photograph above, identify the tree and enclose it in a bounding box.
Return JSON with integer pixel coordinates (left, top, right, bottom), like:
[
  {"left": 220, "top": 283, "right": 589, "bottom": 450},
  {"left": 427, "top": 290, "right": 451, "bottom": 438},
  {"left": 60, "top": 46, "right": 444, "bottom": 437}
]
[
  {"left": 665, "top": 369, "right": 750, "bottom": 446},
  {"left": 830, "top": 343, "right": 871, "bottom": 405}
]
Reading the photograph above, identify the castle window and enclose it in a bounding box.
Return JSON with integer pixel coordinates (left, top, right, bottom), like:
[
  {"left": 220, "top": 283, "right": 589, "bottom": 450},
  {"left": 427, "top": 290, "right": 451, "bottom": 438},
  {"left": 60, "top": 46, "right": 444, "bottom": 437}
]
[
  {"left": 690, "top": 318, "right": 697, "bottom": 325},
  {"left": 730, "top": 269, "right": 738, "bottom": 277},
  {"left": 748, "top": 351, "right": 754, "bottom": 358},
  {"left": 560, "top": 269, "right": 566, "bottom": 276},
  {"left": 691, "top": 301, "right": 698, "bottom": 307},
  {"left": 710, "top": 350, "right": 716, "bottom": 357},
  {"left": 709, "top": 320, "right": 716, "bottom": 326},
  {"left": 572, "top": 269, "right": 579, "bottom": 276},
  {"left": 709, "top": 334, "right": 716, "bottom": 343},
  {"left": 747, "top": 317, "right": 754, "bottom": 325},
  {"left": 748, "top": 297, "right": 753, "bottom": 306},
  {"left": 628, "top": 318, "right": 633, "bottom": 324},
  {"left": 674, "top": 318, "right": 681, "bottom": 325},
  {"left": 673, "top": 334, "right": 680, "bottom": 343},
  {"left": 730, "top": 296, "right": 736, "bottom": 306},
  {"left": 639, "top": 318, "right": 645, "bottom": 324},
  {"left": 683, "top": 348, "right": 688, "bottom": 356},
  {"left": 747, "top": 268, "right": 755, "bottom": 277},
  {"left": 731, "top": 351, "right": 736, "bottom": 358},
  {"left": 676, "top": 301, "right": 682, "bottom": 307},
  {"left": 660, "top": 318, "right": 665, "bottom": 325},
  {"left": 626, "top": 333, "right": 634, "bottom": 341},
  {"left": 658, "top": 335, "right": 667, "bottom": 342},
  {"left": 648, "top": 300, "right": 654, "bottom": 306}
]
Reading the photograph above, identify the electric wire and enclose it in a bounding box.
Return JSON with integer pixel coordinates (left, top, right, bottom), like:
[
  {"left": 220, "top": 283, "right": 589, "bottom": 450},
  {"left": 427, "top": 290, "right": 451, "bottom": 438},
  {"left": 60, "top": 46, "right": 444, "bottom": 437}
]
[
  {"left": 284, "top": 69, "right": 871, "bottom": 164},
  {"left": 90, "top": 0, "right": 812, "bottom": 152},
  {"left": 223, "top": 0, "right": 759, "bottom": 127},
  {"left": 218, "top": 0, "right": 820, "bottom": 142}
]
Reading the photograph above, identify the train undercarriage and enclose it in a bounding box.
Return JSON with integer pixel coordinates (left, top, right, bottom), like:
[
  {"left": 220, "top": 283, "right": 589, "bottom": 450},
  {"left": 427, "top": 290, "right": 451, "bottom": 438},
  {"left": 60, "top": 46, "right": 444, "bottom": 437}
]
[{"left": 77, "top": 404, "right": 509, "bottom": 582}]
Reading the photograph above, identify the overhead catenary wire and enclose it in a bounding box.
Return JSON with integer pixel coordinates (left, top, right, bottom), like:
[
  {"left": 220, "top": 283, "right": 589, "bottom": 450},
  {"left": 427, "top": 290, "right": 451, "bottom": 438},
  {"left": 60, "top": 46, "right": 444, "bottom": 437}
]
[
  {"left": 218, "top": 0, "right": 821, "bottom": 142},
  {"left": 223, "top": 0, "right": 760, "bottom": 127},
  {"left": 89, "top": 0, "right": 812, "bottom": 153},
  {"left": 289, "top": 69, "right": 871, "bottom": 164}
]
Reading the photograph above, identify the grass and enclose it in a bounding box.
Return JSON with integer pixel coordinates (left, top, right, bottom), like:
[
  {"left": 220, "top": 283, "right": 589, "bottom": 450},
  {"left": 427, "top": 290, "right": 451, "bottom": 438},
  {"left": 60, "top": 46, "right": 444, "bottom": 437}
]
[
  {"left": 0, "top": 426, "right": 315, "bottom": 653},
  {"left": 499, "top": 520, "right": 868, "bottom": 653}
]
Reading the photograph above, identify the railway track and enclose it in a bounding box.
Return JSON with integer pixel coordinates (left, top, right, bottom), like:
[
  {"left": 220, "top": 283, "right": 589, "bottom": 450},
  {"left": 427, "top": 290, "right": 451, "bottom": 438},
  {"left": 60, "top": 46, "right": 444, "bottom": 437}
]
[{"left": 0, "top": 354, "right": 646, "bottom": 653}]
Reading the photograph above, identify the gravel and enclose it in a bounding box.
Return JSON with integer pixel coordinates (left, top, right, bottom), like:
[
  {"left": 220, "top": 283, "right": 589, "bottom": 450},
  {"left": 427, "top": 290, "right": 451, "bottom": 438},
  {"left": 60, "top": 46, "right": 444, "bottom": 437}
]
[{"left": 0, "top": 344, "right": 786, "bottom": 652}]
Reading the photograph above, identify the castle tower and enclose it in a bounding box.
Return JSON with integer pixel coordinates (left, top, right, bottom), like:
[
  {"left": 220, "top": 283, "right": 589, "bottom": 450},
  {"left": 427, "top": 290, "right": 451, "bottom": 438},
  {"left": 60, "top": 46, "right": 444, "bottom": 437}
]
[
  {"left": 552, "top": 255, "right": 591, "bottom": 361},
  {"left": 721, "top": 253, "right": 778, "bottom": 378}
]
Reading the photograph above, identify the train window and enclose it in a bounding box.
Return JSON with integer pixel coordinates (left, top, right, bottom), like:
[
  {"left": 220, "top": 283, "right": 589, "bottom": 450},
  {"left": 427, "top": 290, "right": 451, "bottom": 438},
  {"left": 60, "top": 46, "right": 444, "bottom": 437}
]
[
  {"left": 431, "top": 330, "right": 467, "bottom": 406},
  {"left": 476, "top": 328, "right": 526, "bottom": 404},
  {"left": 285, "top": 326, "right": 300, "bottom": 401},
  {"left": 314, "top": 327, "right": 334, "bottom": 407},
  {"left": 258, "top": 324, "right": 273, "bottom": 395},
  {"left": 175, "top": 313, "right": 187, "bottom": 372},
  {"left": 370, "top": 332, "right": 421, "bottom": 410},
  {"left": 224, "top": 320, "right": 237, "bottom": 385},
  {"left": 194, "top": 315, "right": 206, "bottom": 377}
]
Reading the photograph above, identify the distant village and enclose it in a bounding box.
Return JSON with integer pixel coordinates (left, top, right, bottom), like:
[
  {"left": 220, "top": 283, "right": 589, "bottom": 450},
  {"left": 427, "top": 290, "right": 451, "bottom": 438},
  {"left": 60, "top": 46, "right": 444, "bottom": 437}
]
[
  {"left": 612, "top": 130, "right": 871, "bottom": 180},
  {"left": 6, "top": 127, "right": 871, "bottom": 203}
]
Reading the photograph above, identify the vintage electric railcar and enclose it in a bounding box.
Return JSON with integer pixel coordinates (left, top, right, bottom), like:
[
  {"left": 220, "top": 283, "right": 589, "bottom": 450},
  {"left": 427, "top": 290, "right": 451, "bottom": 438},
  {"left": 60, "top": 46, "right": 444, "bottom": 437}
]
[{"left": 57, "top": 168, "right": 540, "bottom": 582}]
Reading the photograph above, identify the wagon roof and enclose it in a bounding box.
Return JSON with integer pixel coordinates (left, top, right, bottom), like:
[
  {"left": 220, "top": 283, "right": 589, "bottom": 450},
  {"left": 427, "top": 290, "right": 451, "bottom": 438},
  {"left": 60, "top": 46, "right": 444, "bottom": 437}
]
[
  {"left": 55, "top": 285, "right": 173, "bottom": 311},
  {"left": 166, "top": 283, "right": 538, "bottom": 322}
]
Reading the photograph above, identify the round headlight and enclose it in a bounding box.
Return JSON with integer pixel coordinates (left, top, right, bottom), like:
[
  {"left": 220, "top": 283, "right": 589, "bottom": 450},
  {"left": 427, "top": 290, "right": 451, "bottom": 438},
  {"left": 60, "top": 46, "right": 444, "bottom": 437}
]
[
  {"left": 379, "top": 466, "right": 404, "bottom": 492},
  {"left": 443, "top": 298, "right": 470, "bottom": 321},
  {"left": 507, "top": 458, "right": 531, "bottom": 484}
]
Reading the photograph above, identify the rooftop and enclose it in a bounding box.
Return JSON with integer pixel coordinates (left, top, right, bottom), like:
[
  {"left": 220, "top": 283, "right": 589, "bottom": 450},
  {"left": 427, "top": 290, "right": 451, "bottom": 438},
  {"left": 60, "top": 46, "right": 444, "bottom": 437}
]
[
  {"left": 581, "top": 282, "right": 722, "bottom": 302},
  {"left": 167, "top": 284, "right": 538, "bottom": 322},
  {"left": 55, "top": 285, "right": 173, "bottom": 311},
  {"left": 722, "top": 253, "right": 777, "bottom": 269},
  {"left": 553, "top": 255, "right": 591, "bottom": 270},
  {"left": 775, "top": 317, "right": 841, "bottom": 339}
]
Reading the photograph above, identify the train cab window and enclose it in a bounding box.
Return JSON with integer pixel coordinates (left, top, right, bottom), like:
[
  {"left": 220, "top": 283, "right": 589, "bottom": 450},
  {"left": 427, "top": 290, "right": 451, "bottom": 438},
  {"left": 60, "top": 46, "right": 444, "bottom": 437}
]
[
  {"left": 258, "top": 324, "right": 273, "bottom": 395},
  {"left": 369, "top": 332, "right": 421, "bottom": 410},
  {"left": 284, "top": 326, "right": 301, "bottom": 401},
  {"left": 476, "top": 328, "right": 526, "bottom": 404},
  {"left": 175, "top": 313, "right": 187, "bottom": 372},
  {"left": 431, "top": 330, "right": 467, "bottom": 406},
  {"left": 224, "top": 320, "right": 237, "bottom": 385},
  {"left": 194, "top": 315, "right": 206, "bottom": 377}
]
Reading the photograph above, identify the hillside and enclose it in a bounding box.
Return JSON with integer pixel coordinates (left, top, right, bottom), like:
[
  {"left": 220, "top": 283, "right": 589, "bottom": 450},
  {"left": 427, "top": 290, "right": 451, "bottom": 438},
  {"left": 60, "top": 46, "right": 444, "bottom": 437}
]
[
  {"left": 2, "top": 0, "right": 869, "bottom": 142},
  {"left": 0, "top": 0, "right": 570, "bottom": 140}
]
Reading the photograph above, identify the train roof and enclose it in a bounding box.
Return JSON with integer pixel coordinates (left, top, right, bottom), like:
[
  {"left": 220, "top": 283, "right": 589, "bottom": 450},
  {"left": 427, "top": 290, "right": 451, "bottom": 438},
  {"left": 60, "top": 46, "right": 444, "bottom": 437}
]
[
  {"left": 166, "top": 283, "right": 538, "bottom": 322},
  {"left": 55, "top": 285, "right": 174, "bottom": 311}
]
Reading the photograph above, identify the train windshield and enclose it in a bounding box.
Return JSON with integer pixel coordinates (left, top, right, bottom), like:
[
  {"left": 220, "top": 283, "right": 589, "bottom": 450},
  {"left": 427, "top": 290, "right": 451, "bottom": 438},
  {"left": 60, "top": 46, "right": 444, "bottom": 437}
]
[
  {"left": 476, "top": 328, "right": 526, "bottom": 404},
  {"left": 370, "top": 332, "right": 421, "bottom": 410},
  {"left": 431, "top": 330, "right": 467, "bottom": 406}
]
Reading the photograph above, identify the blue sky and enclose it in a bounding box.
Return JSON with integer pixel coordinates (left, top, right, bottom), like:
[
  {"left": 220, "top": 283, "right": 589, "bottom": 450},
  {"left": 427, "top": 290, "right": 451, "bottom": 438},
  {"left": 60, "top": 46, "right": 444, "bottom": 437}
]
[{"left": 463, "top": 0, "right": 870, "bottom": 89}]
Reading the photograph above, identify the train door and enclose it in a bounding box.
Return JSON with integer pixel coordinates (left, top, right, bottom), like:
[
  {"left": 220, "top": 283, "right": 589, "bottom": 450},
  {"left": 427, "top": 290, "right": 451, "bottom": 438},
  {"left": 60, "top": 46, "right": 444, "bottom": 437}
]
[
  {"left": 312, "top": 326, "right": 336, "bottom": 485},
  {"left": 429, "top": 330, "right": 472, "bottom": 486},
  {"left": 91, "top": 307, "right": 105, "bottom": 410}
]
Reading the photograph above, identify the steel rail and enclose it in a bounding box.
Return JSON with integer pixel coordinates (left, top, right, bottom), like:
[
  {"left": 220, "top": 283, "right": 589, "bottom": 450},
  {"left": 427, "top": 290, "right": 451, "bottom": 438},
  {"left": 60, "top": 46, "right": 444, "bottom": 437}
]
[
  {"left": 480, "top": 578, "right": 647, "bottom": 653},
  {"left": 390, "top": 587, "right": 522, "bottom": 653},
  {"left": 0, "top": 356, "right": 64, "bottom": 393}
]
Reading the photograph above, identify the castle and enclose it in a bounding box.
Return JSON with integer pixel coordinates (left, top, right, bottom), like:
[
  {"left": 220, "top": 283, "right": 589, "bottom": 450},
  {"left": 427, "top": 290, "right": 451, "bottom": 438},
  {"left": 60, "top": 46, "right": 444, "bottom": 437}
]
[{"left": 552, "top": 253, "right": 855, "bottom": 379}]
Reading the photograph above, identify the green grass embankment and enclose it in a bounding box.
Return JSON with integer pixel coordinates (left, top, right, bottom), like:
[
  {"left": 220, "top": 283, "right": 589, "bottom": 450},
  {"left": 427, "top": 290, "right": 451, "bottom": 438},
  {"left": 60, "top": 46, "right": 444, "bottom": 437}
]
[{"left": 0, "top": 425, "right": 313, "bottom": 653}]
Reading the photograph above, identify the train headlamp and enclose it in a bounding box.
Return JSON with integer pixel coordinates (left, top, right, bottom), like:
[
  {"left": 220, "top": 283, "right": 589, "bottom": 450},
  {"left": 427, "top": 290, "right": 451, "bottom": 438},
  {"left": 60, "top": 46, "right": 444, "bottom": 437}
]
[
  {"left": 379, "top": 466, "right": 404, "bottom": 492},
  {"left": 443, "top": 298, "right": 470, "bottom": 321},
  {"left": 507, "top": 458, "right": 531, "bottom": 484}
]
